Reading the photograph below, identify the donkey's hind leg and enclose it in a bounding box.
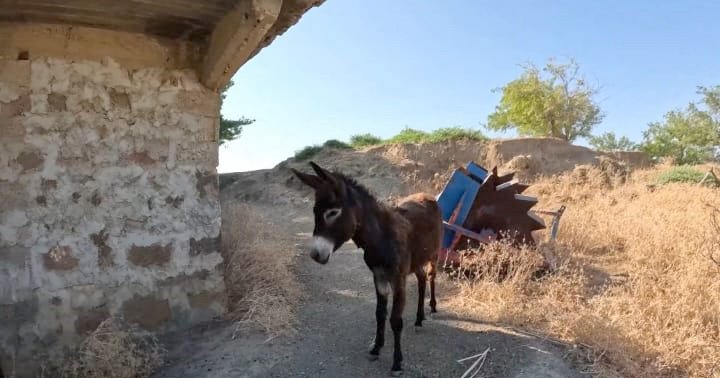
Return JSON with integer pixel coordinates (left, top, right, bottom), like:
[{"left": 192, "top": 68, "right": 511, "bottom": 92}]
[
  {"left": 428, "top": 259, "right": 438, "bottom": 313},
  {"left": 414, "top": 266, "right": 427, "bottom": 327}
]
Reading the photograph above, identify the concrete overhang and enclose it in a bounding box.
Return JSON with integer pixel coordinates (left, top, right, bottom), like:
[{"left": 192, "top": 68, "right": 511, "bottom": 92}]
[{"left": 0, "top": 0, "right": 324, "bottom": 91}]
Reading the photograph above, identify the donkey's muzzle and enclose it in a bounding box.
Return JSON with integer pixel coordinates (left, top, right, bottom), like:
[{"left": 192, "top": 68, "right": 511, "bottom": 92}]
[
  {"left": 310, "top": 236, "right": 333, "bottom": 265},
  {"left": 309, "top": 249, "right": 329, "bottom": 264}
]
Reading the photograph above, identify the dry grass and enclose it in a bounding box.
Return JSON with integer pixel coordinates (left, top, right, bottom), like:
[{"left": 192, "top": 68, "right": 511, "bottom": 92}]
[
  {"left": 221, "top": 202, "right": 301, "bottom": 338},
  {"left": 448, "top": 166, "right": 720, "bottom": 377},
  {"left": 54, "top": 317, "right": 164, "bottom": 378}
]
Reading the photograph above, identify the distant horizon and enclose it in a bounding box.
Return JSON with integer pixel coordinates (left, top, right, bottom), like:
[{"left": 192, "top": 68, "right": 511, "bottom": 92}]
[{"left": 218, "top": 0, "right": 720, "bottom": 173}]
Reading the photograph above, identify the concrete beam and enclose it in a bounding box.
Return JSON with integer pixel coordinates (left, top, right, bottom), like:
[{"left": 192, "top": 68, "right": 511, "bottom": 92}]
[
  {"left": 200, "top": 0, "right": 283, "bottom": 91},
  {"left": 0, "top": 22, "right": 201, "bottom": 70},
  {"left": 248, "top": 0, "right": 326, "bottom": 62}
]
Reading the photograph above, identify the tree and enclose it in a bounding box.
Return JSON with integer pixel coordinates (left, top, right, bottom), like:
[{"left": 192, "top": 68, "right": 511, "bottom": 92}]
[
  {"left": 588, "top": 132, "right": 638, "bottom": 152},
  {"left": 486, "top": 58, "right": 603, "bottom": 142},
  {"left": 640, "top": 86, "right": 720, "bottom": 165},
  {"left": 219, "top": 80, "right": 255, "bottom": 146}
]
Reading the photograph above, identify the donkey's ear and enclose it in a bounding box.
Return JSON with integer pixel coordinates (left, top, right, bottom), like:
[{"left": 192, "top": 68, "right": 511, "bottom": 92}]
[
  {"left": 308, "top": 161, "right": 332, "bottom": 180},
  {"left": 291, "top": 168, "right": 322, "bottom": 189},
  {"left": 308, "top": 161, "right": 345, "bottom": 194}
]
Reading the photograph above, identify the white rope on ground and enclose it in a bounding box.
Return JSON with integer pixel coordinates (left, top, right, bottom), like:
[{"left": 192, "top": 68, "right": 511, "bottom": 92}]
[{"left": 458, "top": 347, "right": 490, "bottom": 378}]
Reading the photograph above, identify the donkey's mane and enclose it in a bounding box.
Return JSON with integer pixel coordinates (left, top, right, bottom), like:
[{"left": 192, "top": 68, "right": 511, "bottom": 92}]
[
  {"left": 332, "top": 171, "right": 380, "bottom": 204},
  {"left": 331, "top": 170, "right": 410, "bottom": 235}
]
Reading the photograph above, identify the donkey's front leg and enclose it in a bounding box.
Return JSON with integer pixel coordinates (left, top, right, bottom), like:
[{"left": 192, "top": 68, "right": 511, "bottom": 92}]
[
  {"left": 369, "top": 269, "right": 389, "bottom": 359},
  {"left": 389, "top": 276, "right": 407, "bottom": 376}
]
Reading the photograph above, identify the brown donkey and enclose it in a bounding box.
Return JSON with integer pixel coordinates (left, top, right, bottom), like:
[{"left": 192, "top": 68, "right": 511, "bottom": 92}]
[{"left": 291, "top": 161, "right": 443, "bottom": 375}]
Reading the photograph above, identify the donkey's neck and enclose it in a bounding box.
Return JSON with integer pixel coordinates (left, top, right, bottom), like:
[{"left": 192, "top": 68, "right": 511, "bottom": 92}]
[
  {"left": 345, "top": 187, "right": 399, "bottom": 269},
  {"left": 351, "top": 198, "right": 393, "bottom": 250},
  {"left": 334, "top": 173, "right": 397, "bottom": 258}
]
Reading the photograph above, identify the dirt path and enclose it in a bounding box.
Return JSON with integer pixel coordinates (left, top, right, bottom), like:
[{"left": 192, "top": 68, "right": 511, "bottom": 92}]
[{"left": 153, "top": 205, "right": 584, "bottom": 378}]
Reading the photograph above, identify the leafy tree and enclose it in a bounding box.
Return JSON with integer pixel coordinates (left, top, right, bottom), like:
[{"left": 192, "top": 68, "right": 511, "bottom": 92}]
[
  {"left": 487, "top": 58, "right": 603, "bottom": 142},
  {"left": 588, "top": 132, "right": 638, "bottom": 152},
  {"left": 219, "top": 80, "right": 255, "bottom": 146},
  {"left": 640, "top": 86, "right": 720, "bottom": 165}
]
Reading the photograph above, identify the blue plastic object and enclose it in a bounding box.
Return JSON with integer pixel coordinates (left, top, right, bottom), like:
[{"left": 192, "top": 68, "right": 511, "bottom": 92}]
[
  {"left": 465, "top": 161, "right": 488, "bottom": 180},
  {"left": 435, "top": 161, "right": 488, "bottom": 248}
]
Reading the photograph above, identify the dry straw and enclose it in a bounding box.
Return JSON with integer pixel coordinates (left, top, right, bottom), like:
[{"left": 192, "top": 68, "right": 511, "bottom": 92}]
[
  {"left": 57, "top": 317, "right": 165, "bottom": 378},
  {"left": 221, "top": 203, "right": 301, "bottom": 339},
  {"left": 448, "top": 166, "right": 720, "bottom": 377}
]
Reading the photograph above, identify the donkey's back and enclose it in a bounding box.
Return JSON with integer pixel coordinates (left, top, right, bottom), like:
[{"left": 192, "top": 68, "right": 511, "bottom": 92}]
[{"left": 395, "top": 193, "right": 443, "bottom": 270}]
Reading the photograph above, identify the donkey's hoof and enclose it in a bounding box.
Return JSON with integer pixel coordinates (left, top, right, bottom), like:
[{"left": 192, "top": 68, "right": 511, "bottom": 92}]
[
  {"left": 367, "top": 346, "right": 380, "bottom": 361},
  {"left": 414, "top": 319, "right": 423, "bottom": 327},
  {"left": 389, "top": 369, "right": 404, "bottom": 377}
]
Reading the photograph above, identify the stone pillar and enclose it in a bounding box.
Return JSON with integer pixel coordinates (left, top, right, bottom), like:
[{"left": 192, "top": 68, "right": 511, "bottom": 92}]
[{"left": 0, "top": 25, "right": 225, "bottom": 377}]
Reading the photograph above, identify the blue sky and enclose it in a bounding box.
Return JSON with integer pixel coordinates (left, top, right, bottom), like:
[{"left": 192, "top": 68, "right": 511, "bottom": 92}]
[{"left": 218, "top": 0, "right": 720, "bottom": 173}]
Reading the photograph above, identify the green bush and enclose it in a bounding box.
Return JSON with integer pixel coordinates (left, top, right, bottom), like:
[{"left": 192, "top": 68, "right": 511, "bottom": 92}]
[
  {"left": 294, "top": 139, "right": 352, "bottom": 160},
  {"left": 386, "top": 126, "right": 486, "bottom": 144},
  {"left": 654, "top": 167, "right": 716, "bottom": 186},
  {"left": 322, "top": 139, "right": 352, "bottom": 150},
  {"left": 386, "top": 127, "right": 429, "bottom": 144},
  {"left": 349, "top": 133, "right": 383, "bottom": 148},
  {"left": 427, "top": 127, "right": 487, "bottom": 142},
  {"left": 293, "top": 145, "right": 323, "bottom": 160},
  {"left": 295, "top": 127, "right": 486, "bottom": 160}
]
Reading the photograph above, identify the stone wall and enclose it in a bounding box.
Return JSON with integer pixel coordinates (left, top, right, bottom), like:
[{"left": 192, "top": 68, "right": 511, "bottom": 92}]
[{"left": 0, "top": 51, "right": 225, "bottom": 375}]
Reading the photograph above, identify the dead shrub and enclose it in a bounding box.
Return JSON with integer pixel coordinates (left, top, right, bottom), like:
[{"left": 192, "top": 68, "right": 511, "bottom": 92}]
[
  {"left": 57, "top": 317, "right": 164, "bottom": 378},
  {"left": 221, "top": 203, "right": 301, "bottom": 338},
  {"left": 450, "top": 167, "right": 720, "bottom": 377}
]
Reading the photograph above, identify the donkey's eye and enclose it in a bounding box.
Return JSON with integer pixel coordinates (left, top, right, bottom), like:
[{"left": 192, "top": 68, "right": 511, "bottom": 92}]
[{"left": 323, "top": 208, "right": 342, "bottom": 224}]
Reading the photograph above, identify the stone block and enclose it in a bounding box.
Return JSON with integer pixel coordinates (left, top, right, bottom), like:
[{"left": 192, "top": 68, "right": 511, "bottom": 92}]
[
  {"left": 177, "top": 141, "right": 218, "bottom": 167},
  {"left": 15, "top": 150, "right": 44, "bottom": 172},
  {"left": 188, "top": 290, "right": 222, "bottom": 309},
  {"left": 0, "top": 60, "right": 30, "bottom": 87},
  {"left": 90, "top": 230, "right": 113, "bottom": 268},
  {"left": 121, "top": 295, "right": 171, "bottom": 330},
  {"left": 75, "top": 308, "right": 109, "bottom": 335},
  {"left": 127, "top": 243, "right": 172, "bottom": 267},
  {"left": 123, "top": 151, "right": 157, "bottom": 167},
  {"left": 189, "top": 235, "right": 220, "bottom": 257},
  {"left": 0, "top": 116, "right": 25, "bottom": 138},
  {"left": 42, "top": 246, "right": 78, "bottom": 271},
  {"left": 195, "top": 170, "right": 219, "bottom": 199},
  {"left": 0, "top": 94, "right": 30, "bottom": 117},
  {"left": 108, "top": 88, "right": 130, "bottom": 110},
  {"left": 1, "top": 245, "right": 29, "bottom": 267},
  {"left": 176, "top": 91, "right": 220, "bottom": 117},
  {"left": 47, "top": 93, "right": 67, "bottom": 112},
  {"left": 41, "top": 179, "right": 57, "bottom": 191},
  {"left": 0, "top": 182, "right": 28, "bottom": 211}
]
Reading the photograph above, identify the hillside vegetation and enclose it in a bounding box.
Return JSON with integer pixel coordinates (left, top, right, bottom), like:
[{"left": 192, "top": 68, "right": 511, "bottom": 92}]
[{"left": 294, "top": 127, "right": 486, "bottom": 160}]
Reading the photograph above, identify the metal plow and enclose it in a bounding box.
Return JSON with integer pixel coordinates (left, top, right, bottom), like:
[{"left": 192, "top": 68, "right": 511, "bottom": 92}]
[{"left": 435, "top": 161, "right": 566, "bottom": 267}]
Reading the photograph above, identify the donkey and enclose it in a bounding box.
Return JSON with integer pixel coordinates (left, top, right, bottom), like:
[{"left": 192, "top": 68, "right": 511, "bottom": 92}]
[{"left": 291, "top": 161, "right": 443, "bottom": 375}]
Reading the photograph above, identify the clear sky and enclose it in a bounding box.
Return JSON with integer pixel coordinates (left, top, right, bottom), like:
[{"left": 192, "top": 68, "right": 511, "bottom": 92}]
[{"left": 218, "top": 0, "right": 720, "bottom": 173}]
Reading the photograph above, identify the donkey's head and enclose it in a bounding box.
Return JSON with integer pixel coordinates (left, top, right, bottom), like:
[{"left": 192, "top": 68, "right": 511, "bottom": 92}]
[{"left": 291, "top": 161, "right": 359, "bottom": 264}]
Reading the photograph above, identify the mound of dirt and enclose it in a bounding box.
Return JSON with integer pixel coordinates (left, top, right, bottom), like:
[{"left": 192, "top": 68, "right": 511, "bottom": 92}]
[
  {"left": 364, "top": 137, "right": 650, "bottom": 189},
  {"left": 220, "top": 137, "right": 652, "bottom": 211},
  {"left": 220, "top": 148, "right": 410, "bottom": 212},
  {"left": 479, "top": 137, "right": 650, "bottom": 181}
]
